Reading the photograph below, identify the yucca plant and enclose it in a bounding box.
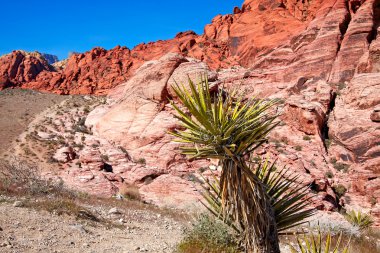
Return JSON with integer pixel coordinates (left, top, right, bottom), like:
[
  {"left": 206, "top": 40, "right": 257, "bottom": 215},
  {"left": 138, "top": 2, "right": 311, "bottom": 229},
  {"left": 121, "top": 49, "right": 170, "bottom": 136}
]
[
  {"left": 289, "top": 227, "right": 350, "bottom": 253},
  {"left": 200, "top": 159, "right": 315, "bottom": 236},
  {"left": 170, "top": 75, "right": 281, "bottom": 252},
  {"left": 344, "top": 210, "right": 374, "bottom": 231}
]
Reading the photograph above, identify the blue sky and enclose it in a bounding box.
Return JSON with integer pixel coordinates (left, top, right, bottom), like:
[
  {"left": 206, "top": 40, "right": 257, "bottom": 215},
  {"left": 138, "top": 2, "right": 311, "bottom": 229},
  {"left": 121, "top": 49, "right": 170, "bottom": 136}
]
[{"left": 1, "top": 0, "right": 242, "bottom": 60}]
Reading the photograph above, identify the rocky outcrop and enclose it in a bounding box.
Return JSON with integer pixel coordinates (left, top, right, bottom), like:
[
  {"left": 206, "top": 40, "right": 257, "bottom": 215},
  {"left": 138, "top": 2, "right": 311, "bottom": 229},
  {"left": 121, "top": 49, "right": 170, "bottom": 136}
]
[{"left": 0, "top": 51, "right": 53, "bottom": 89}]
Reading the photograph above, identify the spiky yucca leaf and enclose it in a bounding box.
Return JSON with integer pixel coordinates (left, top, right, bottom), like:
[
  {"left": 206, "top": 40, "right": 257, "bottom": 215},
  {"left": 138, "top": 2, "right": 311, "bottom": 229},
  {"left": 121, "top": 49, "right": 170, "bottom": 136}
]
[
  {"left": 344, "top": 210, "right": 374, "bottom": 231},
  {"left": 170, "top": 75, "right": 281, "bottom": 252},
  {"left": 289, "top": 227, "right": 350, "bottom": 253},
  {"left": 169, "top": 76, "right": 278, "bottom": 160},
  {"left": 200, "top": 159, "right": 315, "bottom": 234}
]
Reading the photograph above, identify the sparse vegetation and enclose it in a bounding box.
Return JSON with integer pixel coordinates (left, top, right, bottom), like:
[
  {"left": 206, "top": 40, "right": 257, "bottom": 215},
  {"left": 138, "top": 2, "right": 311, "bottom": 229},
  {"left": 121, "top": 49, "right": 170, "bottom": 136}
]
[
  {"left": 334, "top": 162, "right": 350, "bottom": 173},
  {"left": 333, "top": 184, "right": 347, "bottom": 198},
  {"left": 303, "top": 135, "right": 311, "bottom": 141},
  {"left": 118, "top": 184, "right": 141, "bottom": 201},
  {"left": 100, "top": 154, "right": 109, "bottom": 162},
  {"left": 324, "top": 139, "right": 332, "bottom": 149},
  {"left": 177, "top": 214, "right": 238, "bottom": 253},
  {"left": 325, "top": 170, "right": 334, "bottom": 178},
  {"left": 135, "top": 158, "right": 146, "bottom": 165},
  {"left": 344, "top": 210, "right": 374, "bottom": 231},
  {"left": 370, "top": 196, "right": 377, "bottom": 206}
]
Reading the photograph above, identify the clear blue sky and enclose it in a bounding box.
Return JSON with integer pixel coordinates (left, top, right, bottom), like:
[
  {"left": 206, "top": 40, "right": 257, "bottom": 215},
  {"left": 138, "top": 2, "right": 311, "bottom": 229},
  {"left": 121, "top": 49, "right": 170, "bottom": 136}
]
[{"left": 2, "top": 0, "right": 242, "bottom": 60}]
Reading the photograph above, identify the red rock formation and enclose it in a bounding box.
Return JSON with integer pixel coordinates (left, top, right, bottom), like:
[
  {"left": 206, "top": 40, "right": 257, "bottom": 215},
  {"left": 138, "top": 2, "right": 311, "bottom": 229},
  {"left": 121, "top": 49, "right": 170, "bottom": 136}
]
[
  {"left": 0, "top": 0, "right": 355, "bottom": 95},
  {"left": 0, "top": 51, "right": 53, "bottom": 89},
  {"left": 3, "top": 0, "right": 380, "bottom": 224}
]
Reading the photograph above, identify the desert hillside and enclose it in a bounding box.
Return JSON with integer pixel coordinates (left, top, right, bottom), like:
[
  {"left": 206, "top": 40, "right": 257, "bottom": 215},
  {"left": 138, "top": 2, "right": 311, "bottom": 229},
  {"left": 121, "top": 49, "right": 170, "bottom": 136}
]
[{"left": 0, "top": 0, "right": 379, "bottom": 251}]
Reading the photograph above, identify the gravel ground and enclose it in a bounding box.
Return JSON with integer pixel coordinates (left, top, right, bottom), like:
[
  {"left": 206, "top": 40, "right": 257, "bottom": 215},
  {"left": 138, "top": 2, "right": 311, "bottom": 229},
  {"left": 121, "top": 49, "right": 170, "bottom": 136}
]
[{"left": 0, "top": 198, "right": 187, "bottom": 253}]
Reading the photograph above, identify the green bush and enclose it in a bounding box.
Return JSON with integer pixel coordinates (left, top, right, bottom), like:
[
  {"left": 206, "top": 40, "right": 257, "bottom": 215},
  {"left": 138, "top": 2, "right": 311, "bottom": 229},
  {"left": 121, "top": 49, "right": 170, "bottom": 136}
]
[
  {"left": 325, "top": 170, "right": 334, "bottom": 178},
  {"left": 177, "top": 214, "right": 238, "bottom": 253},
  {"left": 325, "top": 139, "right": 332, "bottom": 149},
  {"left": 334, "top": 163, "right": 350, "bottom": 173},
  {"left": 303, "top": 135, "right": 311, "bottom": 141},
  {"left": 333, "top": 184, "right": 347, "bottom": 198},
  {"left": 135, "top": 158, "right": 146, "bottom": 165}
]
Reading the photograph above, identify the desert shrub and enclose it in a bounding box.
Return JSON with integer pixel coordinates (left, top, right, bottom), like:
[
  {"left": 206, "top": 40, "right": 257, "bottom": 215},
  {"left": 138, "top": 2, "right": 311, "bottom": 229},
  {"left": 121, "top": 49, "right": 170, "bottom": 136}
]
[
  {"left": 334, "top": 163, "right": 350, "bottom": 173},
  {"left": 77, "top": 117, "right": 86, "bottom": 126},
  {"left": 333, "top": 184, "right": 347, "bottom": 198},
  {"left": 324, "top": 139, "right": 332, "bottom": 149},
  {"left": 344, "top": 210, "right": 374, "bottom": 231},
  {"left": 370, "top": 196, "right": 377, "bottom": 206},
  {"left": 0, "top": 158, "right": 54, "bottom": 195},
  {"left": 295, "top": 145, "right": 302, "bottom": 151},
  {"left": 118, "top": 184, "right": 141, "bottom": 201},
  {"left": 308, "top": 216, "right": 360, "bottom": 237},
  {"left": 177, "top": 214, "right": 239, "bottom": 253},
  {"left": 338, "top": 82, "right": 346, "bottom": 91},
  {"left": 201, "top": 161, "right": 316, "bottom": 237},
  {"left": 198, "top": 167, "right": 208, "bottom": 173},
  {"left": 100, "top": 154, "right": 109, "bottom": 162},
  {"left": 135, "top": 158, "right": 146, "bottom": 165},
  {"left": 24, "top": 198, "right": 98, "bottom": 221},
  {"left": 303, "top": 135, "right": 311, "bottom": 141},
  {"left": 72, "top": 143, "right": 84, "bottom": 150},
  {"left": 83, "top": 106, "right": 90, "bottom": 113},
  {"left": 72, "top": 124, "right": 91, "bottom": 134},
  {"left": 325, "top": 170, "right": 334, "bottom": 178}
]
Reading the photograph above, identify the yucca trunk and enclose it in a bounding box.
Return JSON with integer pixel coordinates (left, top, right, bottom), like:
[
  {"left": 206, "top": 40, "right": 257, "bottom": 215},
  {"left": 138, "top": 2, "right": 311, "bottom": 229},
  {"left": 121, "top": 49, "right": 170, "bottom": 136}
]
[{"left": 220, "top": 158, "right": 280, "bottom": 253}]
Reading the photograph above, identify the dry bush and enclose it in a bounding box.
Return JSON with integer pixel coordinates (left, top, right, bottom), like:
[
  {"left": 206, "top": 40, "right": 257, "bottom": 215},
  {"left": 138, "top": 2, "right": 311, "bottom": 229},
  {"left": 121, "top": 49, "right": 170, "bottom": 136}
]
[
  {"left": 0, "top": 158, "right": 106, "bottom": 224},
  {"left": 0, "top": 157, "right": 56, "bottom": 195},
  {"left": 118, "top": 183, "right": 141, "bottom": 201},
  {"left": 176, "top": 214, "right": 239, "bottom": 253}
]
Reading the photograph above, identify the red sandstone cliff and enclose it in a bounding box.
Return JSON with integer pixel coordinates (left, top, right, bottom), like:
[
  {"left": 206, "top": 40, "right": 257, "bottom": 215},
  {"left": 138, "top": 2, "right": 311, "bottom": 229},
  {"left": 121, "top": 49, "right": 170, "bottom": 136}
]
[{"left": 2, "top": 0, "right": 380, "bottom": 224}]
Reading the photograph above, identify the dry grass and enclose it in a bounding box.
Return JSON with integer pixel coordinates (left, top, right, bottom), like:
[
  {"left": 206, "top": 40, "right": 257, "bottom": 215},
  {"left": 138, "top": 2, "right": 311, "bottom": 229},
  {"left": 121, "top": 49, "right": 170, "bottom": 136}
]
[
  {"left": 0, "top": 157, "right": 189, "bottom": 226},
  {"left": 118, "top": 183, "right": 141, "bottom": 201}
]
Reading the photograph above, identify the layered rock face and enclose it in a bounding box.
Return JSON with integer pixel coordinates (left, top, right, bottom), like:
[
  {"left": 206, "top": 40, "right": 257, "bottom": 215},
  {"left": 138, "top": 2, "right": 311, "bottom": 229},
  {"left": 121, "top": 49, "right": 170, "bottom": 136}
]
[{"left": 4, "top": 0, "right": 380, "bottom": 224}]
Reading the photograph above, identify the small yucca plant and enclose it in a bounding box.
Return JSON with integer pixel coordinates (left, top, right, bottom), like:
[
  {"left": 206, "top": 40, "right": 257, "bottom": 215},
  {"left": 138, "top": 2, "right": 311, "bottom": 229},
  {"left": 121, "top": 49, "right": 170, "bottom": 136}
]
[
  {"left": 344, "top": 210, "right": 374, "bottom": 231},
  {"left": 289, "top": 227, "right": 350, "bottom": 253}
]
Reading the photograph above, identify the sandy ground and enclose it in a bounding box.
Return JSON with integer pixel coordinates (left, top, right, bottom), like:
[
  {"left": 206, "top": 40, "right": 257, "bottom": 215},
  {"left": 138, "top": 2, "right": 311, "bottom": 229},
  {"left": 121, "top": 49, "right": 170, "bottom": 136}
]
[{"left": 0, "top": 89, "right": 65, "bottom": 155}]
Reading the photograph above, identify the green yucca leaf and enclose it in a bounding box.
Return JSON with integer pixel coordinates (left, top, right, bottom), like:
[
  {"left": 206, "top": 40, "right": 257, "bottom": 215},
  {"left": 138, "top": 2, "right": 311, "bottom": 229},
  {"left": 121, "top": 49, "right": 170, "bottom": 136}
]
[
  {"left": 344, "top": 210, "right": 374, "bottom": 231},
  {"left": 199, "top": 159, "right": 316, "bottom": 234},
  {"left": 290, "top": 227, "right": 350, "bottom": 253}
]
